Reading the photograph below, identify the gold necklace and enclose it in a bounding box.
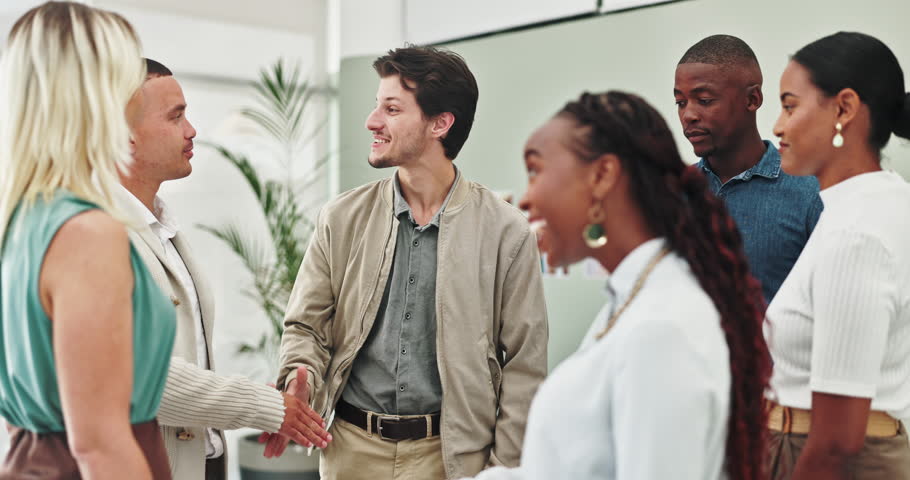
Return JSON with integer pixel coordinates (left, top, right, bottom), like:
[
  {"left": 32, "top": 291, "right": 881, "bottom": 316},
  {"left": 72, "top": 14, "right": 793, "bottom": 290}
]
[{"left": 595, "top": 247, "right": 672, "bottom": 340}]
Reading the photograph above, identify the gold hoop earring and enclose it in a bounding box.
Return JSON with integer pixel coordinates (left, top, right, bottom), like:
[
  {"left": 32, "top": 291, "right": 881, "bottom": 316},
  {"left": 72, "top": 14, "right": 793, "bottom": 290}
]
[
  {"left": 833, "top": 122, "right": 844, "bottom": 148},
  {"left": 583, "top": 202, "right": 607, "bottom": 248}
]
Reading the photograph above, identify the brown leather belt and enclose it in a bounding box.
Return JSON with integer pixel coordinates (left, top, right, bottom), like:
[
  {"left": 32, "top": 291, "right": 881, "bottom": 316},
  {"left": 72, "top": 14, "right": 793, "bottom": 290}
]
[
  {"left": 336, "top": 399, "right": 440, "bottom": 442},
  {"left": 767, "top": 401, "right": 901, "bottom": 437}
]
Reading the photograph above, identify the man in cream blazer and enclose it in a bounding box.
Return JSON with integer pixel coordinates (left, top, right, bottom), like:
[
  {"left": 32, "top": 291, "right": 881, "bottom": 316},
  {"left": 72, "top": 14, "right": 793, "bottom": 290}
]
[{"left": 119, "top": 59, "right": 331, "bottom": 480}]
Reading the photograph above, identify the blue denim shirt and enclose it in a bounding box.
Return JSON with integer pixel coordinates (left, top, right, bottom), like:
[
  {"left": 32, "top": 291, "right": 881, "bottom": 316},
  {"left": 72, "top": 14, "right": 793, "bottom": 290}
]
[{"left": 698, "top": 141, "right": 822, "bottom": 303}]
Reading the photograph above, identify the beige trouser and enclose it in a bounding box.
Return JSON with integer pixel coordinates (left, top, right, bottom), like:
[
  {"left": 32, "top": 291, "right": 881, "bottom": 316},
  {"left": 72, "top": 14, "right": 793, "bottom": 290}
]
[
  {"left": 768, "top": 426, "right": 910, "bottom": 479},
  {"left": 320, "top": 417, "right": 446, "bottom": 480}
]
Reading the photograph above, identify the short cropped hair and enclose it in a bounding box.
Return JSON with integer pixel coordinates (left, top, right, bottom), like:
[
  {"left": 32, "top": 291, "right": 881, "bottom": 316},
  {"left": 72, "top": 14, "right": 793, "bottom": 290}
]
[
  {"left": 679, "top": 34, "right": 760, "bottom": 71},
  {"left": 145, "top": 58, "right": 172, "bottom": 79}
]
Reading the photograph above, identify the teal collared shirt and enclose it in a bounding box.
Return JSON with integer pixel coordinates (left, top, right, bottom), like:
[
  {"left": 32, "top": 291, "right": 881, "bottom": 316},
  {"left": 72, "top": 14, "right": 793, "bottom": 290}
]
[
  {"left": 342, "top": 168, "right": 460, "bottom": 415},
  {"left": 697, "top": 141, "right": 823, "bottom": 302}
]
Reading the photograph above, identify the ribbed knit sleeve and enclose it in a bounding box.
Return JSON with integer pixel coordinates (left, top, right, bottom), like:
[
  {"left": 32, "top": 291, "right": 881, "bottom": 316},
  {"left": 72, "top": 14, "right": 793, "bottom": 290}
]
[
  {"left": 809, "top": 229, "right": 897, "bottom": 398},
  {"left": 157, "top": 357, "right": 286, "bottom": 433}
]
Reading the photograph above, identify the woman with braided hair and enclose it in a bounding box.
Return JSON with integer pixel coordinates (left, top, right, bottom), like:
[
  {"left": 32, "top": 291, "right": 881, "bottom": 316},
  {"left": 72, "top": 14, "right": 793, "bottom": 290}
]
[{"left": 461, "top": 91, "right": 770, "bottom": 480}]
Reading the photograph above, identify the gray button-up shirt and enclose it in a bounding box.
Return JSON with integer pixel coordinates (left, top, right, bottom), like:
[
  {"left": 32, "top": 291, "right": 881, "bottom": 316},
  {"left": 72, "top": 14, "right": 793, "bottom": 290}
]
[{"left": 341, "top": 168, "right": 460, "bottom": 415}]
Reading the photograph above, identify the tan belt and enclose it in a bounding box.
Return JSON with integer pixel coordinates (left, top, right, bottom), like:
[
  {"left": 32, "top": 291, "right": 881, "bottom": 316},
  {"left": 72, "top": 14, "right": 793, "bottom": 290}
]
[{"left": 767, "top": 402, "right": 901, "bottom": 437}]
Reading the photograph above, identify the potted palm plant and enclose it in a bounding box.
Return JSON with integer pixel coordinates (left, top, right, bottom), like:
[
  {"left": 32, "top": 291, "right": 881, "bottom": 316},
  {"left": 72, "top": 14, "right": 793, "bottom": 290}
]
[{"left": 199, "top": 59, "right": 329, "bottom": 480}]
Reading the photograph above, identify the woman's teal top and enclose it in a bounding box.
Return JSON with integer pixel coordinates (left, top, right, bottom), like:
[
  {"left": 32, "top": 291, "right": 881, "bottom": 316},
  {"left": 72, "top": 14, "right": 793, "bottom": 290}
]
[{"left": 0, "top": 191, "right": 176, "bottom": 432}]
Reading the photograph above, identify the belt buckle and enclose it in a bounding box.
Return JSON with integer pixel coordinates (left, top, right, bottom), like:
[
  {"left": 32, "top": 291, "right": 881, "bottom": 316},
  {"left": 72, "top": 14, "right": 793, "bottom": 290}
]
[{"left": 376, "top": 415, "right": 399, "bottom": 441}]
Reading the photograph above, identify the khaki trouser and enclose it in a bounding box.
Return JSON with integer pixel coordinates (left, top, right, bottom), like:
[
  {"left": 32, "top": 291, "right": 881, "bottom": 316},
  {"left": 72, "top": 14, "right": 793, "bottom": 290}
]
[
  {"left": 768, "top": 426, "right": 910, "bottom": 479},
  {"left": 320, "top": 417, "right": 446, "bottom": 480}
]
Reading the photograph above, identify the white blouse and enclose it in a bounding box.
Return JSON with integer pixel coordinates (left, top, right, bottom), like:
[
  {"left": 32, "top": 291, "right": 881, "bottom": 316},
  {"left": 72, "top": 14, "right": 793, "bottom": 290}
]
[
  {"left": 465, "top": 238, "right": 730, "bottom": 480},
  {"left": 767, "top": 171, "right": 910, "bottom": 417}
]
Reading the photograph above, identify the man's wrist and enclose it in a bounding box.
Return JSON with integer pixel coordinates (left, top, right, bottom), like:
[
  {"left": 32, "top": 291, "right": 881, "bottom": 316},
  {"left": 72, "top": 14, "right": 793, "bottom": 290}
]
[{"left": 253, "top": 384, "right": 286, "bottom": 432}]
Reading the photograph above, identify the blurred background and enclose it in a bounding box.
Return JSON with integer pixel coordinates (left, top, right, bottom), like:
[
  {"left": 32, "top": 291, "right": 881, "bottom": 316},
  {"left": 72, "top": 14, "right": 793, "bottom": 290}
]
[{"left": 1, "top": 1, "right": 909, "bottom": 478}]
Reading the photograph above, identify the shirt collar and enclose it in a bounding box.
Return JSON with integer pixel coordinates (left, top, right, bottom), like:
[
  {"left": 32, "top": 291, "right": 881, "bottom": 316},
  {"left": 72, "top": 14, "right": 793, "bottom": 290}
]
[
  {"left": 605, "top": 237, "right": 668, "bottom": 302},
  {"left": 118, "top": 184, "right": 179, "bottom": 240},
  {"left": 393, "top": 166, "right": 461, "bottom": 229},
  {"left": 697, "top": 140, "right": 781, "bottom": 182}
]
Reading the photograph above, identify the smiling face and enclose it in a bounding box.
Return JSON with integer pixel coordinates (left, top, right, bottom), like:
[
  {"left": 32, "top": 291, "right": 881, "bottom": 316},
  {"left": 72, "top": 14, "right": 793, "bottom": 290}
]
[
  {"left": 674, "top": 62, "right": 757, "bottom": 160},
  {"left": 772, "top": 60, "right": 843, "bottom": 177},
  {"left": 519, "top": 115, "right": 599, "bottom": 268},
  {"left": 364, "top": 75, "right": 434, "bottom": 169}
]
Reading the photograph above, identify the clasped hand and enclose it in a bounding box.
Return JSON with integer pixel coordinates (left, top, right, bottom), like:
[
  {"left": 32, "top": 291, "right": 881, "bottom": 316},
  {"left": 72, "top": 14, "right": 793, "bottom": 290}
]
[{"left": 259, "top": 366, "right": 332, "bottom": 458}]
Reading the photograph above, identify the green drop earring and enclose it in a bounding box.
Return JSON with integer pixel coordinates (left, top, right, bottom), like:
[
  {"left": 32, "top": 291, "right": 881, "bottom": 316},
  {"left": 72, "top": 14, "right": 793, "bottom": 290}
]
[{"left": 583, "top": 202, "right": 607, "bottom": 248}]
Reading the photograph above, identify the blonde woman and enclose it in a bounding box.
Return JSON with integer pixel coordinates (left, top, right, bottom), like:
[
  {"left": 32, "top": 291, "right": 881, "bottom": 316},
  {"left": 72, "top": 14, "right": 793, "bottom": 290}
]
[{"left": 0, "top": 2, "right": 175, "bottom": 479}]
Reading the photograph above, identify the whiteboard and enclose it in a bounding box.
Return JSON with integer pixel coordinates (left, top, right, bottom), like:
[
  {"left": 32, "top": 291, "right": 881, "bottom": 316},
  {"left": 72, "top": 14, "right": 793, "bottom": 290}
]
[{"left": 405, "top": 0, "right": 597, "bottom": 45}]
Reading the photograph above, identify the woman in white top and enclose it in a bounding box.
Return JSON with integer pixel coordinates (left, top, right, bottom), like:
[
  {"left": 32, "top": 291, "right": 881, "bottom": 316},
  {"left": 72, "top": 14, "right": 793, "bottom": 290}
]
[
  {"left": 767, "top": 31, "right": 910, "bottom": 479},
  {"left": 463, "top": 91, "right": 771, "bottom": 480}
]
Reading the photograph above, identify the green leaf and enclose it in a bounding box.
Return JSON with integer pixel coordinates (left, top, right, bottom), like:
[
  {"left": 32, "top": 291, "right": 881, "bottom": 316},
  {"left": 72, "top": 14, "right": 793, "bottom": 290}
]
[
  {"left": 195, "top": 223, "right": 267, "bottom": 275},
  {"left": 240, "top": 109, "right": 286, "bottom": 142},
  {"left": 197, "top": 141, "right": 264, "bottom": 200}
]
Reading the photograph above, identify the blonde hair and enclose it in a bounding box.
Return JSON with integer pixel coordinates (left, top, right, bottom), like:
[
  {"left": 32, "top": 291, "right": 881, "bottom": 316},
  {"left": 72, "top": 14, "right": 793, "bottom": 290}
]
[{"left": 0, "top": 1, "right": 144, "bottom": 247}]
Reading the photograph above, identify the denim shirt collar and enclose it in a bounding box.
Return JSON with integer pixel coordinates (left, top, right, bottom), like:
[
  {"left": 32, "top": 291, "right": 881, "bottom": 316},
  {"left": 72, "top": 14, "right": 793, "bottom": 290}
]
[
  {"left": 393, "top": 166, "right": 460, "bottom": 230},
  {"left": 697, "top": 140, "right": 781, "bottom": 182}
]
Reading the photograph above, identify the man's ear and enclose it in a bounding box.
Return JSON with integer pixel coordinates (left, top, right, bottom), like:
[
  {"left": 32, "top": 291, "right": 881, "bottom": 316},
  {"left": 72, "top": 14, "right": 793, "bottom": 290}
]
[
  {"left": 746, "top": 84, "right": 763, "bottom": 112},
  {"left": 431, "top": 112, "right": 455, "bottom": 140}
]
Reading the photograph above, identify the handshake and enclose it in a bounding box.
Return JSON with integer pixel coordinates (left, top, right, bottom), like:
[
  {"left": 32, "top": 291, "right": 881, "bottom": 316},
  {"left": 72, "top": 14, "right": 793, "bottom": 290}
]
[{"left": 260, "top": 366, "right": 333, "bottom": 458}]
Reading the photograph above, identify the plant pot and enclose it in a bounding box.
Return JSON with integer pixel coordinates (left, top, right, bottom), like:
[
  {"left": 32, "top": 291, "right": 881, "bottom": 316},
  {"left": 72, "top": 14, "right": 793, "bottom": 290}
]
[{"left": 238, "top": 433, "right": 320, "bottom": 479}]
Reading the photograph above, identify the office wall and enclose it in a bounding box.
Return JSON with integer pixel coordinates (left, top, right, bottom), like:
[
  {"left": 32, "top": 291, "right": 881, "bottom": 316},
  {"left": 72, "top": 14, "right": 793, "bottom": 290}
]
[
  {"left": 404, "top": 0, "right": 597, "bottom": 44},
  {"left": 337, "top": 0, "right": 910, "bottom": 370}
]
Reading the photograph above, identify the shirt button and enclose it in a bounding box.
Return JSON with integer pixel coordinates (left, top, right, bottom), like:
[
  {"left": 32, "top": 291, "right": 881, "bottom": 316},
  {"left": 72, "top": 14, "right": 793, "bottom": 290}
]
[
  {"left": 401, "top": 348, "right": 407, "bottom": 355},
  {"left": 408, "top": 276, "right": 415, "bottom": 284},
  {"left": 413, "top": 240, "right": 419, "bottom": 247},
  {"left": 399, "top": 385, "right": 406, "bottom": 392},
  {"left": 405, "top": 312, "right": 412, "bottom": 320}
]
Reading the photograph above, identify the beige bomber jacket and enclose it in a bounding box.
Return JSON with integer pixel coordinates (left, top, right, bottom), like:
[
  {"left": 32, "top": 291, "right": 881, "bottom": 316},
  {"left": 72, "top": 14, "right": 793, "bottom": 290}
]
[{"left": 277, "top": 173, "right": 549, "bottom": 479}]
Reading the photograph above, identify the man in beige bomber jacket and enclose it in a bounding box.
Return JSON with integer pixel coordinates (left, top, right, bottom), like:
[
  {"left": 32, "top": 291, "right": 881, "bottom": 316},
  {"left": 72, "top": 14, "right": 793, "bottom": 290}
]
[
  {"left": 263, "top": 46, "right": 549, "bottom": 480},
  {"left": 119, "top": 59, "right": 331, "bottom": 480}
]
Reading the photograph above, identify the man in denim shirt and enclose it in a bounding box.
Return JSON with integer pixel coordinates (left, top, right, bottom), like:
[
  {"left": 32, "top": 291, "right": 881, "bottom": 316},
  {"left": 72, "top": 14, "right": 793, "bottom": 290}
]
[{"left": 674, "top": 35, "right": 822, "bottom": 303}]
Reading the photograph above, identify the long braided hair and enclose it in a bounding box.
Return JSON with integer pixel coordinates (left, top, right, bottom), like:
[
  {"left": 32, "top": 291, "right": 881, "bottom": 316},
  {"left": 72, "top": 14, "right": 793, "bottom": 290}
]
[{"left": 560, "top": 91, "right": 771, "bottom": 479}]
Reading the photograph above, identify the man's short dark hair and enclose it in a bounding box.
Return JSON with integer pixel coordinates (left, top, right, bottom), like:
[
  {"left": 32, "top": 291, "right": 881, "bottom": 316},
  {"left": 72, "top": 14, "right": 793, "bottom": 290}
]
[
  {"left": 373, "top": 45, "right": 479, "bottom": 160},
  {"left": 678, "top": 34, "right": 760, "bottom": 72},
  {"left": 145, "top": 58, "right": 172, "bottom": 79}
]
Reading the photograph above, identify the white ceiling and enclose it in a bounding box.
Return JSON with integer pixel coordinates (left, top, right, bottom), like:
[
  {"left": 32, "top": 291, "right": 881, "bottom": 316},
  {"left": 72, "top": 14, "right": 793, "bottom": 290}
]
[{"left": 99, "top": 0, "right": 325, "bottom": 33}]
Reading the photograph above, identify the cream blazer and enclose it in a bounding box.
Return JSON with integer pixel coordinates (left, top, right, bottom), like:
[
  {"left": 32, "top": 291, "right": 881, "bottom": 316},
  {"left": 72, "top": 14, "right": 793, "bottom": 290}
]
[{"left": 115, "top": 188, "right": 285, "bottom": 480}]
